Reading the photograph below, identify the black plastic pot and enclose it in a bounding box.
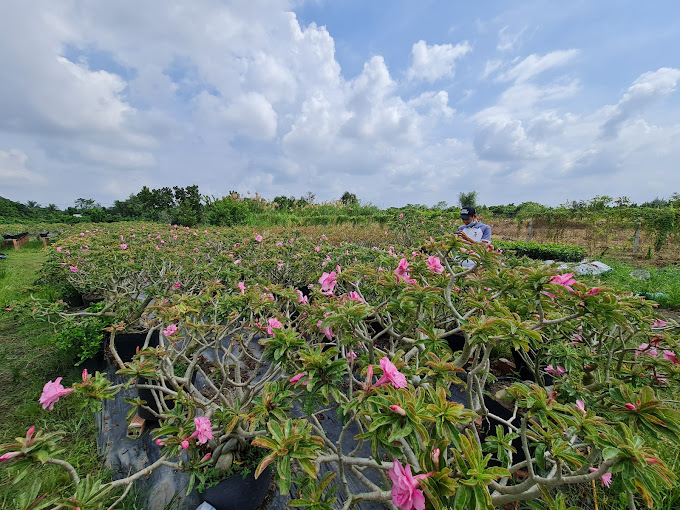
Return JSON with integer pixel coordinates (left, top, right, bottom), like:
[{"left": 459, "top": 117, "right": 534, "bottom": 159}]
[
  {"left": 82, "top": 292, "right": 105, "bottom": 308},
  {"left": 39, "top": 232, "right": 49, "bottom": 238},
  {"left": 76, "top": 341, "right": 107, "bottom": 373},
  {"left": 446, "top": 333, "right": 466, "bottom": 353},
  {"left": 112, "top": 331, "right": 160, "bottom": 363},
  {"left": 201, "top": 467, "right": 272, "bottom": 510},
  {"left": 481, "top": 393, "right": 526, "bottom": 466}
]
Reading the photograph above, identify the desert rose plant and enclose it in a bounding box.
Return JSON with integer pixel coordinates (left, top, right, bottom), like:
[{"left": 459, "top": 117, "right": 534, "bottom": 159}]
[{"left": 2, "top": 224, "right": 679, "bottom": 509}]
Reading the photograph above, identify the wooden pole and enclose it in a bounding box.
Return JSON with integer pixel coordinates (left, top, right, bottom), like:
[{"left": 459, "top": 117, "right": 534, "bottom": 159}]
[
  {"left": 526, "top": 220, "right": 533, "bottom": 242},
  {"left": 633, "top": 217, "right": 641, "bottom": 254}
]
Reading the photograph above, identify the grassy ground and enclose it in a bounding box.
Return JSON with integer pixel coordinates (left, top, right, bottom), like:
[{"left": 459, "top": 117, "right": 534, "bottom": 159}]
[
  {"left": 0, "top": 241, "right": 108, "bottom": 506},
  {"left": 580, "top": 257, "right": 680, "bottom": 310}
]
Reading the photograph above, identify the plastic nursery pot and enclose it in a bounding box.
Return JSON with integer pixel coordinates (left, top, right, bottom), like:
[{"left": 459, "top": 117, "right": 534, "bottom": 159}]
[
  {"left": 112, "top": 330, "right": 160, "bottom": 363},
  {"left": 82, "top": 292, "right": 105, "bottom": 308},
  {"left": 76, "top": 342, "right": 107, "bottom": 373},
  {"left": 201, "top": 467, "right": 272, "bottom": 510}
]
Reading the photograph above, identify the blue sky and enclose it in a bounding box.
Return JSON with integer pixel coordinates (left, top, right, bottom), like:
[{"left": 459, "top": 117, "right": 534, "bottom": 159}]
[{"left": 1, "top": 1, "right": 679, "bottom": 209}]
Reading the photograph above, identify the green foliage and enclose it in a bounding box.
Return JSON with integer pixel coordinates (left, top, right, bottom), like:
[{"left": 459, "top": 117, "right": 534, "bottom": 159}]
[
  {"left": 204, "top": 196, "right": 250, "bottom": 226},
  {"left": 458, "top": 190, "right": 478, "bottom": 208},
  {"left": 494, "top": 240, "right": 587, "bottom": 262},
  {"left": 52, "top": 302, "right": 114, "bottom": 364}
]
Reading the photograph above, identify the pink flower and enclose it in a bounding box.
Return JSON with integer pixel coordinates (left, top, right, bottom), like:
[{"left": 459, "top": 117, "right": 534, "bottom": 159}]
[
  {"left": 318, "top": 271, "right": 338, "bottom": 294},
  {"left": 39, "top": 377, "right": 74, "bottom": 410},
  {"left": 266, "top": 317, "right": 283, "bottom": 336},
  {"left": 0, "top": 451, "right": 21, "bottom": 462},
  {"left": 375, "top": 358, "right": 408, "bottom": 389},
  {"left": 56, "top": 246, "right": 62, "bottom": 252},
  {"left": 255, "top": 235, "right": 263, "bottom": 242},
  {"left": 200, "top": 453, "right": 212, "bottom": 463},
  {"left": 155, "top": 439, "right": 165, "bottom": 446},
  {"left": 181, "top": 439, "right": 189, "bottom": 450},
  {"left": 81, "top": 369, "right": 89, "bottom": 383},
  {"left": 426, "top": 256, "right": 444, "bottom": 274},
  {"left": 346, "top": 351, "right": 357, "bottom": 362},
  {"left": 636, "top": 343, "right": 658, "bottom": 358},
  {"left": 624, "top": 403, "right": 637, "bottom": 411},
  {"left": 289, "top": 372, "right": 308, "bottom": 385},
  {"left": 69, "top": 266, "right": 78, "bottom": 272},
  {"left": 347, "top": 291, "right": 364, "bottom": 303},
  {"left": 174, "top": 282, "right": 181, "bottom": 289},
  {"left": 431, "top": 449, "right": 440, "bottom": 468},
  {"left": 575, "top": 400, "right": 586, "bottom": 415},
  {"left": 663, "top": 350, "right": 679, "bottom": 364},
  {"left": 314, "top": 246, "right": 320, "bottom": 252},
  {"left": 394, "top": 258, "right": 410, "bottom": 280},
  {"left": 545, "top": 365, "right": 566, "bottom": 376},
  {"left": 389, "top": 459, "right": 431, "bottom": 510},
  {"left": 296, "top": 289, "right": 308, "bottom": 304},
  {"left": 390, "top": 405, "right": 407, "bottom": 416},
  {"left": 399, "top": 213, "right": 404, "bottom": 218},
  {"left": 652, "top": 319, "right": 667, "bottom": 329},
  {"left": 317, "top": 320, "right": 334, "bottom": 340},
  {"left": 190, "top": 417, "right": 213, "bottom": 444},
  {"left": 589, "top": 468, "right": 613, "bottom": 488},
  {"left": 163, "top": 324, "right": 178, "bottom": 337},
  {"left": 585, "top": 287, "right": 600, "bottom": 296},
  {"left": 237, "top": 281, "right": 246, "bottom": 294},
  {"left": 120, "top": 244, "right": 127, "bottom": 250},
  {"left": 549, "top": 273, "right": 577, "bottom": 293}
]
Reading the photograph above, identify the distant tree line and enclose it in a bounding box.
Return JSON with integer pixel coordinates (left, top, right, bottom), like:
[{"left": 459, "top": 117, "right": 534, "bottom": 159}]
[{"left": 2, "top": 188, "right": 680, "bottom": 232}]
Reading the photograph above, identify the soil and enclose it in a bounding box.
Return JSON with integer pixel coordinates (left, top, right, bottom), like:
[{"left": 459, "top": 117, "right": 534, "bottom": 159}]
[{"left": 485, "top": 378, "right": 515, "bottom": 412}]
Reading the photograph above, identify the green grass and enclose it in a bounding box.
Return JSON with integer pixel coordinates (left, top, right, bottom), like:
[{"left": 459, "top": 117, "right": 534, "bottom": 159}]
[
  {"left": 580, "top": 258, "right": 680, "bottom": 309},
  {"left": 0, "top": 241, "right": 109, "bottom": 505}
]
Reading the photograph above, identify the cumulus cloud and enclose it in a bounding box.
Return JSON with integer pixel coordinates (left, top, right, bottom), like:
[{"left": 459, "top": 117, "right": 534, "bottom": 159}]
[
  {"left": 406, "top": 40, "right": 471, "bottom": 83},
  {"left": 600, "top": 67, "right": 680, "bottom": 138}
]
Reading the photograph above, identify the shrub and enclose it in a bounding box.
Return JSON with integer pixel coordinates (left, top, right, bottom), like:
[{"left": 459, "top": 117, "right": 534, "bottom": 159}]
[{"left": 495, "top": 240, "right": 587, "bottom": 262}]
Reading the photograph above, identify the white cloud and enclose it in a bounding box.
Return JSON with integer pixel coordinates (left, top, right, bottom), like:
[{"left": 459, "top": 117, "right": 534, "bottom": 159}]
[
  {"left": 224, "top": 93, "right": 278, "bottom": 140},
  {"left": 497, "top": 26, "right": 527, "bottom": 52},
  {"left": 406, "top": 40, "right": 471, "bottom": 83},
  {"left": 0, "top": 149, "right": 47, "bottom": 186},
  {"left": 497, "top": 49, "right": 579, "bottom": 83},
  {"left": 482, "top": 59, "right": 503, "bottom": 79},
  {"left": 600, "top": 67, "right": 680, "bottom": 138}
]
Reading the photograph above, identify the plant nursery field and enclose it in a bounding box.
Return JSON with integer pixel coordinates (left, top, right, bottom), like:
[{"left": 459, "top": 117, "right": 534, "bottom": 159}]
[{"left": 0, "top": 221, "right": 679, "bottom": 510}]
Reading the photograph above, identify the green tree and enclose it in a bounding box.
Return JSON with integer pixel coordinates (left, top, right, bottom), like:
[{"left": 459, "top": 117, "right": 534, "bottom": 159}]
[
  {"left": 340, "top": 191, "right": 358, "bottom": 205},
  {"left": 458, "top": 191, "right": 478, "bottom": 208}
]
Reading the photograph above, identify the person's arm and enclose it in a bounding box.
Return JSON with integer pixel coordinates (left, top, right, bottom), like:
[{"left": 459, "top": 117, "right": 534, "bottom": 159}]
[{"left": 480, "top": 224, "right": 491, "bottom": 243}]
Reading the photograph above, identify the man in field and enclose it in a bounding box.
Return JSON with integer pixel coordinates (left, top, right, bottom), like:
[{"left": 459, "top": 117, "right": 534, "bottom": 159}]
[{"left": 456, "top": 206, "right": 492, "bottom": 245}]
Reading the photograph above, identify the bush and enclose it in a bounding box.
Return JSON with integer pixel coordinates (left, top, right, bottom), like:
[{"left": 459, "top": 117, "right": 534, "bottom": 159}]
[
  {"left": 495, "top": 240, "right": 587, "bottom": 262},
  {"left": 53, "top": 302, "right": 114, "bottom": 363}
]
